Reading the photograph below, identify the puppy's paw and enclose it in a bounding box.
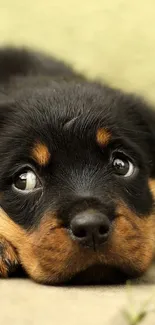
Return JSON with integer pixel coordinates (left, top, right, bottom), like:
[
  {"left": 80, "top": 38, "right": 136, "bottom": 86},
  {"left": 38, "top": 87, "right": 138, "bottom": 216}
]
[{"left": 0, "top": 236, "right": 19, "bottom": 277}]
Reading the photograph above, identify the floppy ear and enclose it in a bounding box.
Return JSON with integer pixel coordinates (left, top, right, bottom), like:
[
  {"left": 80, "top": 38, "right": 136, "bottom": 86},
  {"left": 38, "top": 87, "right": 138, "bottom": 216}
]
[
  {"left": 0, "top": 47, "right": 37, "bottom": 81},
  {"left": 0, "top": 46, "right": 82, "bottom": 81}
]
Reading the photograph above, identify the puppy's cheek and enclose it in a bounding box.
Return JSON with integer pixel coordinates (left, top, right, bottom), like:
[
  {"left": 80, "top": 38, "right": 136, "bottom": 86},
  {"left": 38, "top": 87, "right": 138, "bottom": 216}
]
[
  {"left": 20, "top": 228, "right": 76, "bottom": 284},
  {"left": 19, "top": 218, "right": 94, "bottom": 284},
  {"left": 102, "top": 203, "right": 155, "bottom": 276},
  {"left": 0, "top": 210, "right": 95, "bottom": 284}
]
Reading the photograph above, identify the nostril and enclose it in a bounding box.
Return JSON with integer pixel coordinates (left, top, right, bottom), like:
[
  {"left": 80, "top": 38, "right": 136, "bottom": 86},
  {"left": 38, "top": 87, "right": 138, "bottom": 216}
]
[
  {"left": 70, "top": 211, "right": 111, "bottom": 246},
  {"left": 72, "top": 226, "right": 87, "bottom": 239},
  {"left": 99, "top": 225, "right": 109, "bottom": 236}
]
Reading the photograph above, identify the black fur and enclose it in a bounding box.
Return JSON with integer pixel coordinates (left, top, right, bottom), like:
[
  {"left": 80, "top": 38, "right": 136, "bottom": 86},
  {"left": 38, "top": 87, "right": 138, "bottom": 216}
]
[{"left": 0, "top": 47, "right": 155, "bottom": 284}]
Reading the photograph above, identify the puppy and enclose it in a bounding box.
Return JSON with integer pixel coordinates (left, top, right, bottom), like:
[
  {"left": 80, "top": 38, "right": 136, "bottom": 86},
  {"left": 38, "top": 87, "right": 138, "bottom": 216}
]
[{"left": 0, "top": 47, "right": 155, "bottom": 285}]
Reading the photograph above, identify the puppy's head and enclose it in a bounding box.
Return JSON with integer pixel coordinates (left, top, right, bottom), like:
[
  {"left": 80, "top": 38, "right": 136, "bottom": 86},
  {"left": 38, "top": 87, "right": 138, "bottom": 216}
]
[{"left": 0, "top": 82, "right": 155, "bottom": 284}]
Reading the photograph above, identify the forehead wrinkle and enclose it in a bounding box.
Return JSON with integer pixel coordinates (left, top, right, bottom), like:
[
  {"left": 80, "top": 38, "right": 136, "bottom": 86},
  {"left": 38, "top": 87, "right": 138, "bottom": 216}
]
[
  {"left": 31, "top": 142, "right": 51, "bottom": 166},
  {"left": 63, "top": 117, "right": 79, "bottom": 130}
]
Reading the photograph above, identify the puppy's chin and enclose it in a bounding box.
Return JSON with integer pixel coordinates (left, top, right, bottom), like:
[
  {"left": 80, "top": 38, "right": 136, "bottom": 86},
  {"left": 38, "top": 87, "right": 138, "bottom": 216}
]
[
  {"left": 65, "top": 264, "right": 129, "bottom": 286},
  {"left": 31, "top": 263, "right": 137, "bottom": 286}
]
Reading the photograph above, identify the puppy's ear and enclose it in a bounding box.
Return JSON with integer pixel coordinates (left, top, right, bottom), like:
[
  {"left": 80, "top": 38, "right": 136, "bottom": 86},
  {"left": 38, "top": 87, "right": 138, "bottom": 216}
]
[
  {"left": 0, "top": 47, "right": 82, "bottom": 81},
  {"left": 0, "top": 47, "right": 32, "bottom": 81}
]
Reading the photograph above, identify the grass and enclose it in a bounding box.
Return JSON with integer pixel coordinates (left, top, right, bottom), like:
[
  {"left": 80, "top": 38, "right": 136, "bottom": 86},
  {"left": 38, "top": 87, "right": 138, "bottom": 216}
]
[{"left": 122, "top": 283, "right": 155, "bottom": 325}]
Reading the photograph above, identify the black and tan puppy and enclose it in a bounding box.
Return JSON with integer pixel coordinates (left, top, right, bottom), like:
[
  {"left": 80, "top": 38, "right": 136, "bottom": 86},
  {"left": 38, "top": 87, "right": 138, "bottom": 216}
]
[{"left": 0, "top": 47, "right": 155, "bottom": 285}]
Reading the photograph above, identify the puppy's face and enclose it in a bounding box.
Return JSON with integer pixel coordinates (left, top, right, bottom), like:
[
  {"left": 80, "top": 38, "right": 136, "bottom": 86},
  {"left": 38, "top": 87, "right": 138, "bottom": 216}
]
[{"left": 0, "top": 83, "right": 155, "bottom": 284}]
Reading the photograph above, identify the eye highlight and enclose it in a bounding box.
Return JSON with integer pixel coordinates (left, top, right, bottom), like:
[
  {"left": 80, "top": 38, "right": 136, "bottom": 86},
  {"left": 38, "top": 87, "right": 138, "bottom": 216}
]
[
  {"left": 112, "top": 153, "right": 136, "bottom": 178},
  {"left": 13, "top": 169, "right": 41, "bottom": 193}
]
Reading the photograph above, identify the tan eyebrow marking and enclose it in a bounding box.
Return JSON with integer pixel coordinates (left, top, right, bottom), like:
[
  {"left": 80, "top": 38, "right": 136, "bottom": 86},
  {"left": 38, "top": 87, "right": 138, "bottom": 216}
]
[
  {"left": 32, "top": 142, "right": 51, "bottom": 166},
  {"left": 96, "top": 128, "right": 111, "bottom": 146}
]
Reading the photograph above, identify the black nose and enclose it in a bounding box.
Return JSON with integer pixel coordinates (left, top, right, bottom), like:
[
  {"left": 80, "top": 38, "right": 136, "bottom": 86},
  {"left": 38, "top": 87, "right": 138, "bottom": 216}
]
[{"left": 70, "top": 211, "right": 111, "bottom": 248}]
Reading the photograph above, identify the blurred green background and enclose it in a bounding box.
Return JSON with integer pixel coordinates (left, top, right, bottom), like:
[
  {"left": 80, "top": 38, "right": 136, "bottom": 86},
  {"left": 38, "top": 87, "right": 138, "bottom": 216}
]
[{"left": 1, "top": 0, "right": 155, "bottom": 101}]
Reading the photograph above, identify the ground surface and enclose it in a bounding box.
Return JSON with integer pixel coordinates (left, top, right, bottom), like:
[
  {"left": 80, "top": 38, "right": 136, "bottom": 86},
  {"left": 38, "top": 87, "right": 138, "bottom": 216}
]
[
  {"left": 1, "top": 1, "right": 155, "bottom": 324},
  {"left": 1, "top": 278, "right": 155, "bottom": 325}
]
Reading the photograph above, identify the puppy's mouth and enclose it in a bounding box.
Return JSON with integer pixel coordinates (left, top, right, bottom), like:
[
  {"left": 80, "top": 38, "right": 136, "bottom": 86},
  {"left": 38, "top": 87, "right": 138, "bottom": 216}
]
[{"left": 65, "top": 264, "right": 129, "bottom": 285}]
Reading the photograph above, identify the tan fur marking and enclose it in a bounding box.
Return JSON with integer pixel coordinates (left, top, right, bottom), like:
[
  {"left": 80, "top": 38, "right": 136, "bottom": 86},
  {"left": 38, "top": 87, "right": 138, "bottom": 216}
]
[
  {"left": 32, "top": 143, "right": 50, "bottom": 166},
  {"left": 0, "top": 210, "right": 95, "bottom": 283},
  {"left": 20, "top": 214, "right": 96, "bottom": 284},
  {"left": 148, "top": 178, "right": 155, "bottom": 198},
  {"left": 0, "top": 236, "right": 19, "bottom": 277},
  {"left": 96, "top": 128, "right": 111, "bottom": 146},
  {"left": 99, "top": 202, "right": 155, "bottom": 275},
  {"left": 0, "top": 203, "right": 154, "bottom": 283}
]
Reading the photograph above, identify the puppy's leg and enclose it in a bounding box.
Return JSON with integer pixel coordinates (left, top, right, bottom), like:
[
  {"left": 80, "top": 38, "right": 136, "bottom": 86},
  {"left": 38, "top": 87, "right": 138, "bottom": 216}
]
[{"left": 0, "top": 236, "right": 19, "bottom": 277}]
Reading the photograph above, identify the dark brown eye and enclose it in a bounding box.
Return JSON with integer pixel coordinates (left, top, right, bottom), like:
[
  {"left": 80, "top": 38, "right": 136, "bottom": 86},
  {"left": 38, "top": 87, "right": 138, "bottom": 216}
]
[
  {"left": 112, "top": 157, "right": 135, "bottom": 177},
  {"left": 13, "top": 170, "right": 41, "bottom": 192}
]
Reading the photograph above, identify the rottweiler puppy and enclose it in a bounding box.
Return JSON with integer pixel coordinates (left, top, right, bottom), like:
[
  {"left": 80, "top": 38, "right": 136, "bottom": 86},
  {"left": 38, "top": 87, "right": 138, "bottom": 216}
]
[{"left": 0, "top": 47, "right": 155, "bottom": 285}]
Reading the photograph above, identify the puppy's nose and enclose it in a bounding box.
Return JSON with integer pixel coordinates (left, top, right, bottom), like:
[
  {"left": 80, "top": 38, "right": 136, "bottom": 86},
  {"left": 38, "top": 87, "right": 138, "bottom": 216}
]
[{"left": 70, "top": 211, "right": 111, "bottom": 248}]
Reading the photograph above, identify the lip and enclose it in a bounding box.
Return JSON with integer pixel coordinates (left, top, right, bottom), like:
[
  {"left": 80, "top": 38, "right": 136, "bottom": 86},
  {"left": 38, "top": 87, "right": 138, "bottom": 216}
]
[{"left": 65, "top": 264, "right": 129, "bottom": 286}]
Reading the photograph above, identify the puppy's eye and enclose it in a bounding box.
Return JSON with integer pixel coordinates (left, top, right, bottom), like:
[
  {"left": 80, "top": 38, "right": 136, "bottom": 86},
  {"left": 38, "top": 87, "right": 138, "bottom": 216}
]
[
  {"left": 112, "top": 155, "right": 135, "bottom": 177},
  {"left": 13, "top": 170, "right": 41, "bottom": 192}
]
